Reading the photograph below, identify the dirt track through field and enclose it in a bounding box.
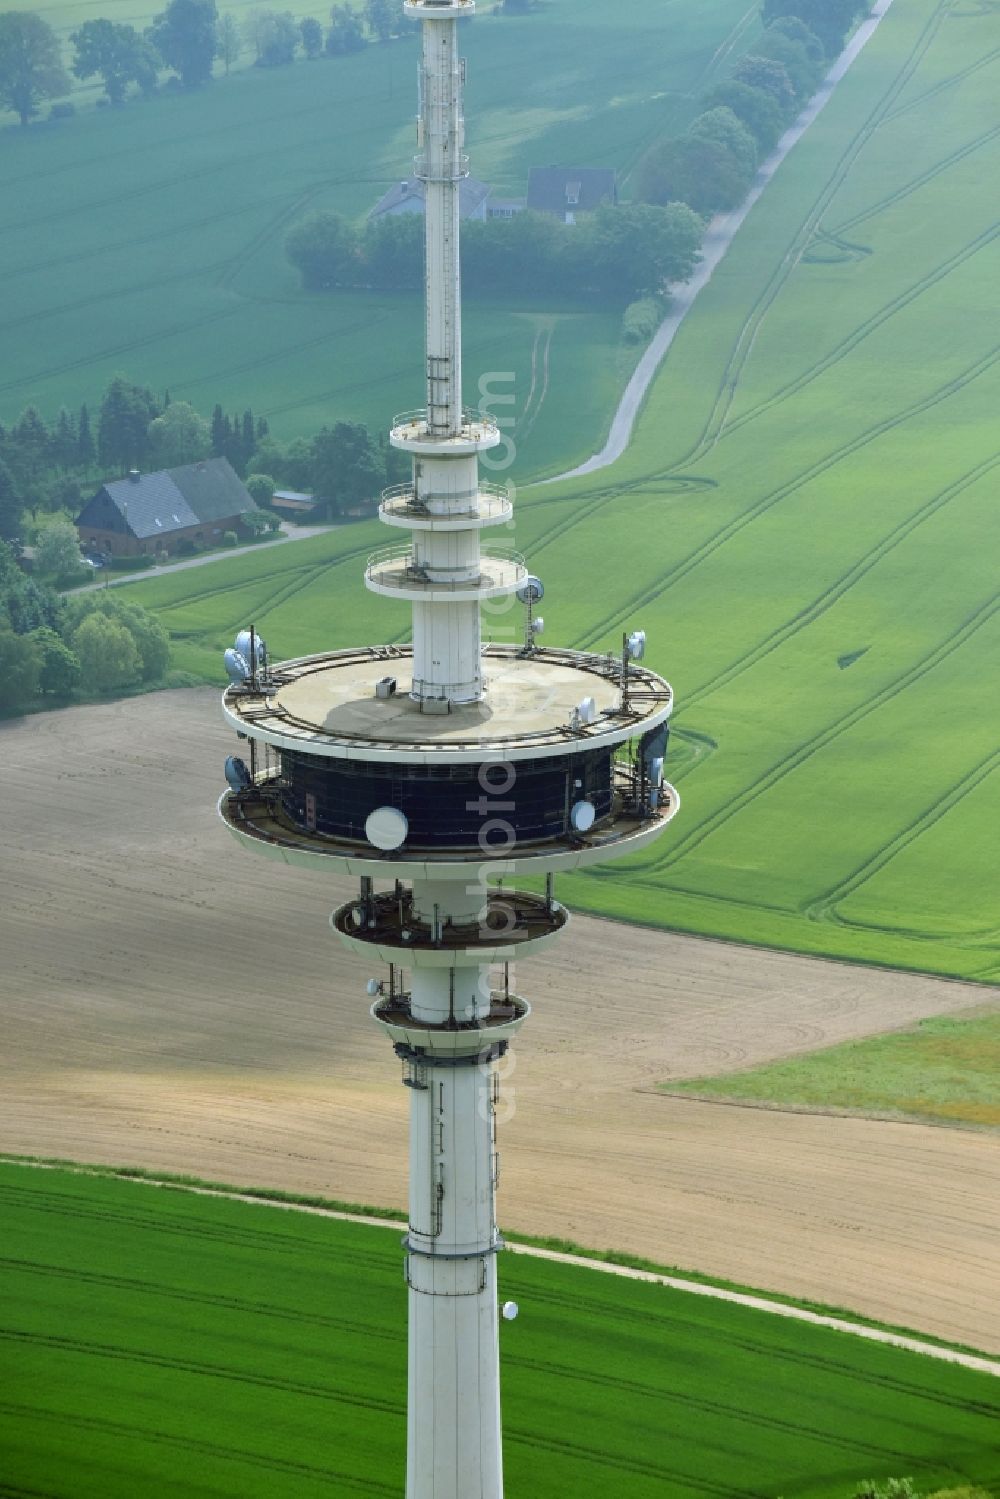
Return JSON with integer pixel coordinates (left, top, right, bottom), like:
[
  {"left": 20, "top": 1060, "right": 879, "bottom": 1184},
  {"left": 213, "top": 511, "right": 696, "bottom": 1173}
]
[{"left": 2, "top": 691, "right": 998, "bottom": 1350}]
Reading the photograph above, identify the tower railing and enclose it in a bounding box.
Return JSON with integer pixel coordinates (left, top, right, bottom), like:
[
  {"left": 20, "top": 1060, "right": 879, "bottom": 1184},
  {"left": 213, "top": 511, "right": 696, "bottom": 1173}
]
[
  {"left": 366, "top": 542, "right": 526, "bottom": 592},
  {"left": 380, "top": 481, "right": 511, "bottom": 521}
]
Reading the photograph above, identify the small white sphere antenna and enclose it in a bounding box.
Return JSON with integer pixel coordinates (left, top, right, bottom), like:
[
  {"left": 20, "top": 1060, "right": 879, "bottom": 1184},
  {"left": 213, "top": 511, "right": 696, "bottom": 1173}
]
[
  {"left": 365, "top": 806, "right": 409, "bottom": 850},
  {"left": 516, "top": 576, "right": 544, "bottom": 605},
  {"left": 570, "top": 799, "right": 595, "bottom": 833},
  {"left": 501, "top": 1301, "right": 519, "bottom": 1321},
  {"left": 366, "top": 978, "right": 383, "bottom": 997}
]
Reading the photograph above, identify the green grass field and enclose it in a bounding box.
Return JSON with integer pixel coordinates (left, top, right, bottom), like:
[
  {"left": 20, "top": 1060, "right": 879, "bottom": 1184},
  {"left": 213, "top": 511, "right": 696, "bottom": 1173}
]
[
  {"left": 666, "top": 1008, "right": 1000, "bottom": 1129},
  {"left": 128, "top": 0, "right": 1000, "bottom": 985},
  {"left": 2, "top": 1163, "right": 999, "bottom": 1498},
  {"left": 0, "top": 0, "right": 756, "bottom": 475}
]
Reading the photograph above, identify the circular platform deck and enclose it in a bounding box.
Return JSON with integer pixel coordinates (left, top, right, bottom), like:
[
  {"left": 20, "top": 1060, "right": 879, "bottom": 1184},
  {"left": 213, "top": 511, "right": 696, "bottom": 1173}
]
[{"left": 222, "top": 645, "right": 672, "bottom": 765}]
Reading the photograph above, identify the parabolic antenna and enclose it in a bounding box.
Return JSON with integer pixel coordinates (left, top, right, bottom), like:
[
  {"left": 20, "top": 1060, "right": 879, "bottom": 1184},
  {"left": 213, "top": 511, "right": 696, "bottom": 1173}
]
[
  {"left": 516, "top": 575, "right": 544, "bottom": 605},
  {"left": 224, "top": 648, "right": 249, "bottom": 683},
  {"left": 626, "top": 629, "right": 646, "bottom": 661},
  {"left": 501, "top": 1301, "right": 519, "bottom": 1321},
  {"left": 235, "top": 629, "right": 267, "bottom": 666},
  {"left": 365, "top": 806, "right": 409, "bottom": 851},
  {"left": 224, "top": 755, "right": 252, "bottom": 791},
  {"left": 570, "top": 799, "right": 595, "bottom": 832}
]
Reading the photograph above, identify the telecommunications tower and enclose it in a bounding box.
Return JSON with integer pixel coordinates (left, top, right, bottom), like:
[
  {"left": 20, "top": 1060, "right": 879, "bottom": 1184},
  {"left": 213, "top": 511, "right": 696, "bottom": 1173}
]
[{"left": 219, "top": 2, "right": 678, "bottom": 1493}]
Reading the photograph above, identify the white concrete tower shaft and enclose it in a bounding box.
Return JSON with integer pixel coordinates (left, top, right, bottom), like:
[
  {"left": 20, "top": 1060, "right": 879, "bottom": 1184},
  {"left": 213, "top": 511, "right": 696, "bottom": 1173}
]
[{"left": 370, "top": 871, "right": 524, "bottom": 1499}]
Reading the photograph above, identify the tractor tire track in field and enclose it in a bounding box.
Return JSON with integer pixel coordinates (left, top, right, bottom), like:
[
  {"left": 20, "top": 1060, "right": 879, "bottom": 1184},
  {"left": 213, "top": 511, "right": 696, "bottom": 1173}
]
[
  {"left": 640, "top": 591, "right": 1000, "bottom": 876},
  {"left": 0, "top": 1183, "right": 399, "bottom": 1268},
  {"left": 2, "top": 1256, "right": 404, "bottom": 1347},
  {"left": 677, "top": 450, "right": 1000, "bottom": 717},
  {"left": 718, "top": 220, "right": 1000, "bottom": 445},
  {"left": 506, "top": 1354, "right": 923, "bottom": 1466},
  {"left": 522, "top": 1283, "right": 1000, "bottom": 1416},
  {"left": 0, "top": 1328, "right": 407, "bottom": 1421},
  {"left": 881, "top": 40, "right": 1000, "bottom": 122},
  {"left": 0, "top": 1403, "right": 393, "bottom": 1496},
  {"left": 0, "top": 306, "right": 246, "bottom": 400},
  {"left": 517, "top": 323, "right": 553, "bottom": 444},
  {"left": 571, "top": 342, "right": 1000, "bottom": 654},
  {"left": 506, "top": 1424, "right": 767, "bottom": 1499},
  {"left": 806, "top": 749, "right": 1000, "bottom": 925},
  {"left": 832, "top": 121, "right": 1000, "bottom": 234}
]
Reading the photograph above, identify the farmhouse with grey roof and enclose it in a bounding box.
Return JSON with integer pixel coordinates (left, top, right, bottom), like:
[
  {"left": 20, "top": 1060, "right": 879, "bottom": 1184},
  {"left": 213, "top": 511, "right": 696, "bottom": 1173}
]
[
  {"left": 526, "top": 166, "right": 617, "bottom": 222},
  {"left": 370, "top": 174, "right": 494, "bottom": 221},
  {"left": 76, "top": 457, "right": 254, "bottom": 558}
]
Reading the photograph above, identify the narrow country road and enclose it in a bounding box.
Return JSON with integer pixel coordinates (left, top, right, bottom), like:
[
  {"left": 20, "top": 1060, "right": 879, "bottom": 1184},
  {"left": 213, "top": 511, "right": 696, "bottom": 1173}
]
[
  {"left": 544, "top": 0, "right": 899, "bottom": 484},
  {"left": 97, "top": 523, "right": 335, "bottom": 589}
]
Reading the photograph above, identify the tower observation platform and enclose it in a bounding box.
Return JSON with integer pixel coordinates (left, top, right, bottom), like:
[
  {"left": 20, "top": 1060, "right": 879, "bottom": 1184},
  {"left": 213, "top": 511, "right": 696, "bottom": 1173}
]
[{"left": 218, "top": 1, "right": 678, "bottom": 1493}]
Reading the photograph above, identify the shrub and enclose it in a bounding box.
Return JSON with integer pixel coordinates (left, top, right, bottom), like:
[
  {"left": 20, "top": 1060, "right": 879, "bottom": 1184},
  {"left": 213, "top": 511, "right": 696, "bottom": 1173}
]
[
  {"left": 49, "top": 101, "right": 75, "bottom": 118},
  {"left": 223, "top": 529, "right": 238, "bottom": 547},
  {"left": 622, "top": 298, "right": 663, "bottom": 343},
  {"left": 72, "top": 612, "right": 140, "bottom": 693}
]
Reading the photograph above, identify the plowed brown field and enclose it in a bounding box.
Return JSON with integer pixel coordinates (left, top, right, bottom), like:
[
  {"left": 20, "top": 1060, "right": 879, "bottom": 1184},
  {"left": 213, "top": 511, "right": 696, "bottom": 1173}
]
[{"left": 2, "top": 691, "right": 997, "bottom": 1350}]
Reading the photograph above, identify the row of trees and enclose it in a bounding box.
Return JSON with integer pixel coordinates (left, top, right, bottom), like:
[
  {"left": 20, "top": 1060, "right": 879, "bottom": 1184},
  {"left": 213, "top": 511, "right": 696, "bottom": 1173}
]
[
  {"left": 0, "top": 0, "right": 415, "bottom": 124},
  {"left": 638, "top": 2, "right": 869, "bottom": 216},
  {"left": 287, "top": 200, "right": 704, "bottom": 302},
  {"left": 0, "top": 539, "right": 170, "bottom": 712}
]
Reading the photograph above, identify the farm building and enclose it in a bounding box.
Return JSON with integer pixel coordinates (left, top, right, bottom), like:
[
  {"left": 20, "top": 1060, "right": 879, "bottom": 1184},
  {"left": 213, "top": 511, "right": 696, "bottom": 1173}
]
[
  {"left": 370, "top": 174, "right": 495, "bottom": 221},
  {"left": 526, "top": 166, "right": 617, "bottom": 222},
  {"left": 76, "top": 458, "right": 254, "bottom": 558},
  {"left": 269, "top": 489, "right": 322, "bottom": 522}
]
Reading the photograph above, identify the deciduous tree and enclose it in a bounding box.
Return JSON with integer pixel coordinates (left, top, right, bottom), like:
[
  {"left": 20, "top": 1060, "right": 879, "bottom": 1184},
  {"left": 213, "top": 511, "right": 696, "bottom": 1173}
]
[
  {"left": 147, "top": 400, "right": 212, "bottom": 466},
  {"left": 70, "top": 19, "right": 148, "bottom": 105},
  {"left": 578, "top": 202, "right": 703, "bottom": 295},
  {"left": 216, "top": 12, "right": 241, "bottom": 71},
  {"left": 0, "top": 627, "right": 42, "bottom": 708},
  {"left": 325, "top": 4, "right": 365, "bottom": 54},
  {"left": 702, "top": 79, "right": 785, "bottom": 154},
  {"left": 34, "top": 518, "right": 84, "bottom": 579},
  {"left": 28, "top": 625, "right": 80, "bottom": 695},
  {"left": 245, "top": 473, "right": 276, "bottom": 506},
  {"left": 688, "top": 106, "right": 758, "bottom": 178},
  {"left": 732, "top": 54, "right": 796, "bottom": 111},
  {"left": 312, "top": 422, "right": 382, "bottom": 514},
  {"left": 149, "top": 0, "right": 218, "bottom": 87},
  {"left": 286, "top": 211, "right": 359, "bottom": 288},
  {"left": 0, "top": 12, "right": 69, "bottom": 126},
  {"left": 299, "top": 15, "right": 322, "bottom": 57},
  {"left": 73, "top": 611, "right": 141, "bottom": 693},
  {"left": 638, "top": 135, "right": 750, "bottom": 216}
]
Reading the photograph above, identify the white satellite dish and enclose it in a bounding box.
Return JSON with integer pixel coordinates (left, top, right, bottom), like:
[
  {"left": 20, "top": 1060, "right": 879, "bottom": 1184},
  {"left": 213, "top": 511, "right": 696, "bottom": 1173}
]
[
  {"left": 365, "top": 806, "right": 409, "bottom": 850},
  {"left": 366, "top": 978, "right": 382, "bottom": 997},
  {"left": 516, "top": 575, "right": 544, "bottom": 605},
  {"left": 570, "top": 799, "right": 595, "bottom": 832},
  {"left": 235, "top": 628, "right": 267, "bottom": 666},
  {"left": 575, "top": 696, "right": 597, "bottom": 726},
  {"left": 223, "top": 648, "right": 249, "bottom": 683},
  {"left": 501, "top": 1301, "right": 519, "bottom": 1321},
  {"left": 626, "top": 629, "right": 646, "bottom": 661}
]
